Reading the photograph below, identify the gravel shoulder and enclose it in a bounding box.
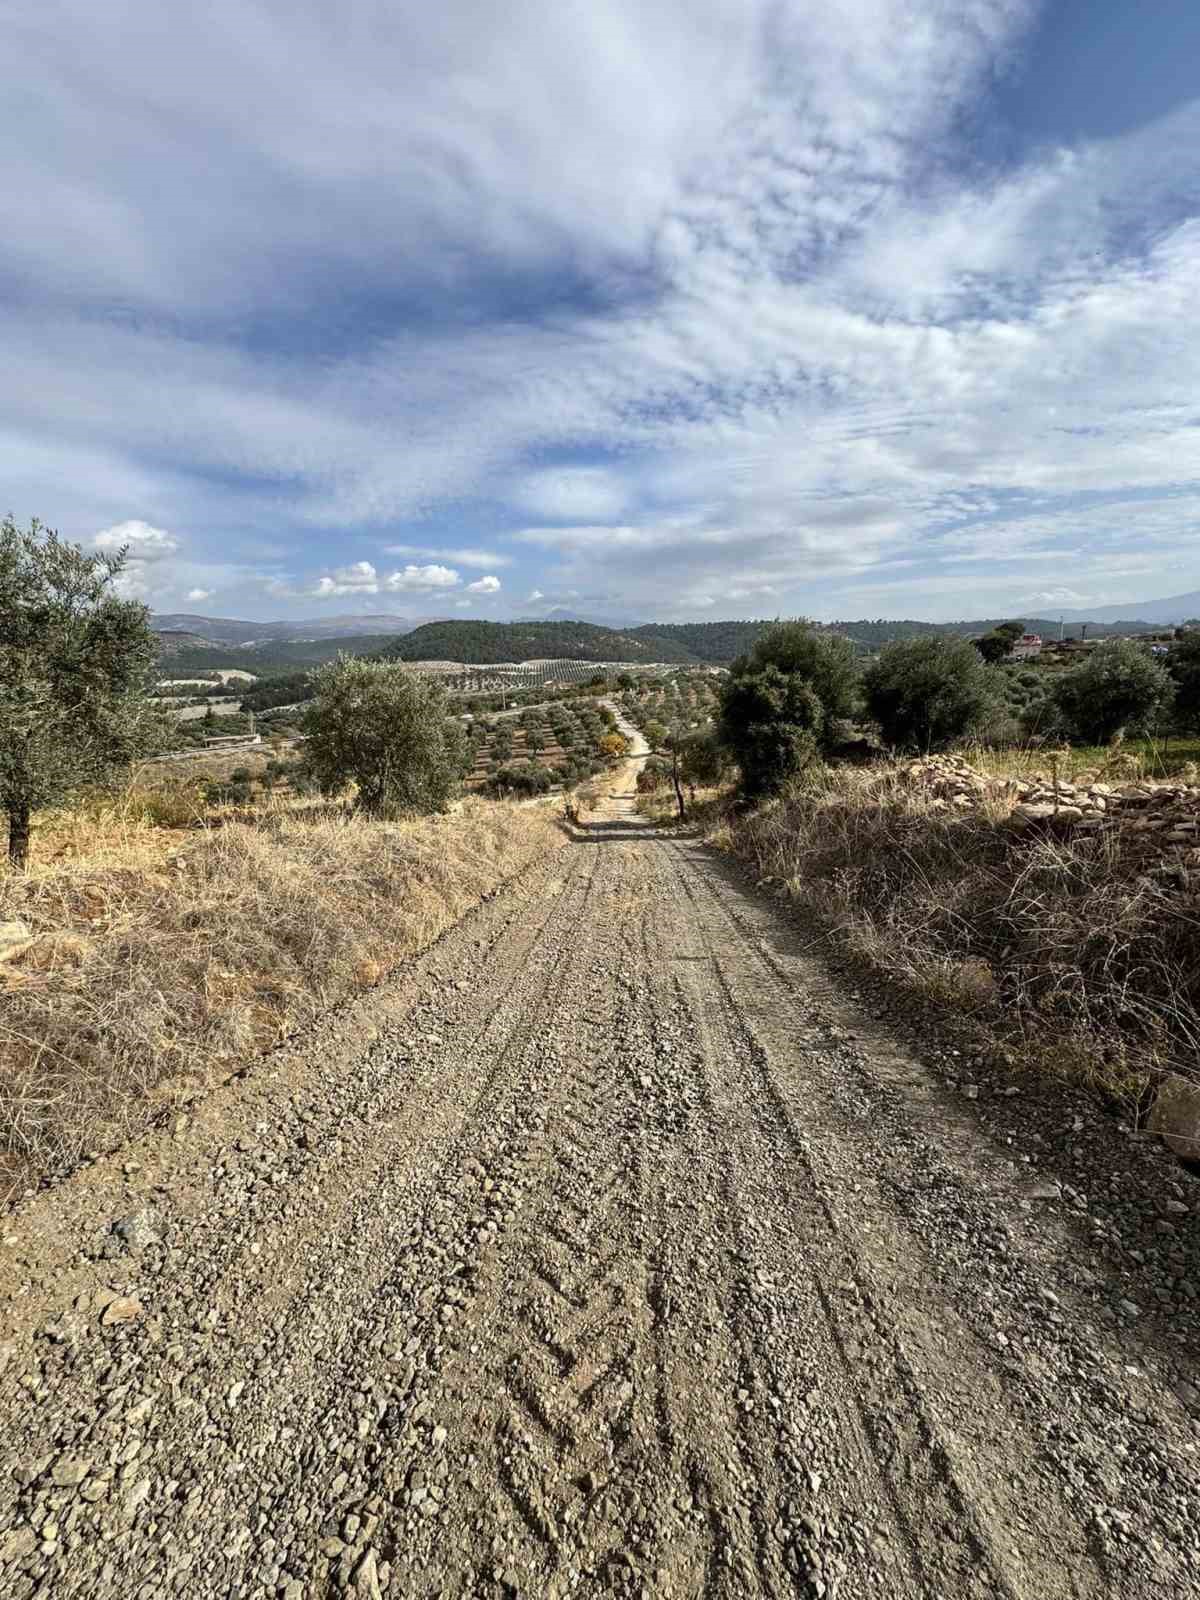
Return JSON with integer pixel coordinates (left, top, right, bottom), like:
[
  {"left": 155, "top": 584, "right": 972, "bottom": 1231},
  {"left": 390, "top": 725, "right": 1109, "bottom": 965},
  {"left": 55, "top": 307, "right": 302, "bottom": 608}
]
[{"left": 0, "top": 765, "right": 1197, "bottom": 1598}]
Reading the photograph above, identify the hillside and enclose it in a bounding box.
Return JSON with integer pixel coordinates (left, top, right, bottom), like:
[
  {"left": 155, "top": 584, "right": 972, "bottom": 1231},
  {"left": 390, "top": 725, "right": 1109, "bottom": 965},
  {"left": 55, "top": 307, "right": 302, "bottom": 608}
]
[
  {"left": 1058, "top": 589, "right": 1200, "bottom": 625},
  {"left": 628, "top": 620, "right": 770, "bottom": 662},
  {"left": 387, "top": 619, "right": 700, "bottom": 665},
  {"left": 153, "top": 629, "right": 223, "bottom": 657},
  {"left": 155, "top": 633, "right": 405, "bottom": 674},
  {"left": 150, "top": 612, "right": 424, "bottom": 643}
]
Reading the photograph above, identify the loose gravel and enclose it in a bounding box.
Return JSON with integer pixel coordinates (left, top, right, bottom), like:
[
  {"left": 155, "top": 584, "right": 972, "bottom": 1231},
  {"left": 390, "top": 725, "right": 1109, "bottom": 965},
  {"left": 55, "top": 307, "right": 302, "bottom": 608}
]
[{"left": 0, "top": 758, "right": 1197, "bottom": 1598}]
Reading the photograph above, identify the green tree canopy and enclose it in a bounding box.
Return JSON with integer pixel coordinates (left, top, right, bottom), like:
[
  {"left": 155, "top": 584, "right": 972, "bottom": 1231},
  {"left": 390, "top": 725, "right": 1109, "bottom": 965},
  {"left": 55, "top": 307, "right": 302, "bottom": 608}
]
[
  {"left": 718, "top": 621, "right": 860, "bottom": 799},
  {"left": 0, "top": 516, "right": 159, "bottom": 867},
  {"left": 1167, "top": 632, "right": 1200, "bottom": 730},
  {"left": 1051, "top": 640, "right": 1174, "bottom": 745},
  {"left": 974, "top": 631, "right": 1013, "bottom": 664},
  {"left": 863, "top": 634, "right": 997, "bottom": 751},
  {"left": 302, "top": 657, "right": 467, "bottom": 817}
]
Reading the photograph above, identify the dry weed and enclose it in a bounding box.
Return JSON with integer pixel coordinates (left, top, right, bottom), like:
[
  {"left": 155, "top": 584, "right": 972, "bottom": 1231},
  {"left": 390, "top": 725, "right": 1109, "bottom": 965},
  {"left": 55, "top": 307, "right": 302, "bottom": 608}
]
[
  {"left": 722, "top": 764, "right": 1200, "bottom": 1102},
  {"left": 0, "top": 796, "right": 561, "bottom": 1189}
]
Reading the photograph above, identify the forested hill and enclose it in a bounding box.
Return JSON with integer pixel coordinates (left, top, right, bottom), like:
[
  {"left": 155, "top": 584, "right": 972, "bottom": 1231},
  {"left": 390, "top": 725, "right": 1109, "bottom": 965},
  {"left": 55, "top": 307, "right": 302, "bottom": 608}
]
[
  {"left": 627, "top": 621, "right": 771, "bottom": 661},
  {"left": 295, "top": 614, "right": 1156, "bottom": 673},
  {"left": 385, "top": 620, "right": 700, "bottom": 665}
]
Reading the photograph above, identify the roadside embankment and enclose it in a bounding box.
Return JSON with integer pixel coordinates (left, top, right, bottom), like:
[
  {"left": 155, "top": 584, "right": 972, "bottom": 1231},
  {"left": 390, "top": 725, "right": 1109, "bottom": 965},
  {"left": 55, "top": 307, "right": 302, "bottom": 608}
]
[
  {"left": 713, "top": 754, "right": 1200, "bottom": 1136},
  {"left": 0, "top": 797, "right": 565, "bottom": 1194}
]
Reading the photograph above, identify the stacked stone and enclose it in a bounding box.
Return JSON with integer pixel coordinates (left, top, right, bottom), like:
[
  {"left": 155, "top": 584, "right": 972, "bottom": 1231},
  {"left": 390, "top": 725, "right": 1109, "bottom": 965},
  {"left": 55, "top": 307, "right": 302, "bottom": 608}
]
[{"left": 890, "top": 758, "right": 1200, "bottom": 879}]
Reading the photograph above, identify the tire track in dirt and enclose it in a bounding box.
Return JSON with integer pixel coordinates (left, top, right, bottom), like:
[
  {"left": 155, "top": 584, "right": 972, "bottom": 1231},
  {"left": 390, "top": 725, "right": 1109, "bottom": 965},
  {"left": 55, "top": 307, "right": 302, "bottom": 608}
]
[
  {"left": 662, "top": 836, "right": 1182, "bottom": 1599},
  {"left": 1, "top": 792, "right": 1197, "bottom": 1600}
]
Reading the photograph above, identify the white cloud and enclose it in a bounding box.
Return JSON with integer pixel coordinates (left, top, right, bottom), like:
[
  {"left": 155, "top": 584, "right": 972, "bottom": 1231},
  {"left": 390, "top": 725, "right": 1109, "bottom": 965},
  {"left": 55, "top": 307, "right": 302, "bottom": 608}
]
[
  {"left": 514, "top": 467, "right": 629, "bottom": 522},
  {"left": 94, "top": 520, "right": 179, "bottom": 561},
  {"left": 384, "top": 563, "right": 460, "bottom": 592},
  {"left": 384, "top": 543, "right": 512, "bottom": 569},
  {"left": 311, "top": 560, "right": 380, "bottom": 596},
  {"left": 185, "top": 587, "right": 213, "bottom": 602},
  {"left": 292, "top": 559, "right": 463, "bottom": 598},
  {"left": 466, "top": 574, "right": 501, "bottom": 593},
  {"left": 7, "top": 4, "right": 1200, "bottom": 619}
]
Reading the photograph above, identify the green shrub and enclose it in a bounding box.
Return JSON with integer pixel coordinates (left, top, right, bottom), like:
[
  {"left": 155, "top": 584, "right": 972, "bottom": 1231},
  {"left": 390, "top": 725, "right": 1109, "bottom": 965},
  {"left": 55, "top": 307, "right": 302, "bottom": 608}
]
[
  {"left": 302, "top": 657, "right": 466, "bottom": 817},
  {"left": 863, "top": 635, "right": 997, "bottom": 751},
  {"left": 487, "top": 761, "right": 553, "bottom": 797},
  {"left": 1168, "top": 632, "right": 1200, "bottom": 731},
  {"left": 1051, "top": 641, "right": 1174, "bottom": 744},
  {"left": 718, "top": 621, "right": 860, "bottom": 799}
]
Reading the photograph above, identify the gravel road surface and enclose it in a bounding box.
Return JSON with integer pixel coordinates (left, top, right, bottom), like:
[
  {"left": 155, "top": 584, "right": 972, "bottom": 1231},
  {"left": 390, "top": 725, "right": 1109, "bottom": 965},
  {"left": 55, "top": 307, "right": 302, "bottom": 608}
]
[{"left": 1, "top": 758, "right": 1197, "bottom": 1598}]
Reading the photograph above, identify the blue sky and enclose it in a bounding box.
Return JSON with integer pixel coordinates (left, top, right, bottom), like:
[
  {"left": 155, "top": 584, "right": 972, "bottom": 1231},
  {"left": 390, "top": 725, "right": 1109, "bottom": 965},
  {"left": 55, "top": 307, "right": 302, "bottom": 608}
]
[{"left": 5, "top": 0, "right": 1200, "bottom": 624}]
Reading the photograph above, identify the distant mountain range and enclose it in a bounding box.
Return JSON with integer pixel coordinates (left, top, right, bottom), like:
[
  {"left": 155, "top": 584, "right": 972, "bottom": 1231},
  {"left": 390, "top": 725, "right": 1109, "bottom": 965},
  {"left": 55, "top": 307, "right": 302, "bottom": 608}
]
[
  {"left": 1056, "top": 589, "right": 1200, "bottom": 625},
  {"left": 152, "top": 603, "right": 1182, "bottom": 674},
  {"left": 150, "top": 612, "right": 428, "bottom": 644}
]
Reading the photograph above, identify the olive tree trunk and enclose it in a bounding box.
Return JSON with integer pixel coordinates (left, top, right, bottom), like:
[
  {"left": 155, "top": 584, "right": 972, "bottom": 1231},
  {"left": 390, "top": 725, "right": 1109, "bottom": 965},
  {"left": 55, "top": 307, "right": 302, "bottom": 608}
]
[{"left": 670, "top": 747, "right": 686, "bottom": 821}]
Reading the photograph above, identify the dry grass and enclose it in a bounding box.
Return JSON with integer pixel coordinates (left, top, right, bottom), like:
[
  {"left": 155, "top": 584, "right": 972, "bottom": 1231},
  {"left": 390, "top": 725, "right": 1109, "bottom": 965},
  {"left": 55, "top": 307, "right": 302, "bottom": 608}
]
[
  {"left": 719, "top": 763, "right": 1200, "bottom": 1103},
  {"left": 0, "top": 792, "right": 562, "bottom": 1191}
]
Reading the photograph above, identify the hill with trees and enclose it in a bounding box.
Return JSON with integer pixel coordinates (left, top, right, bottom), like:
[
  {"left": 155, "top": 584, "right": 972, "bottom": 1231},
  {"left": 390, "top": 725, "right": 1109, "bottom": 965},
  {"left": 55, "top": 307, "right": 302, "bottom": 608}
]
[
  {"left": 386, "top": 620, "right": 699, "bottom": 665},
  {"left": 155, "top": 633, "right": 405, "bottom": 674}
]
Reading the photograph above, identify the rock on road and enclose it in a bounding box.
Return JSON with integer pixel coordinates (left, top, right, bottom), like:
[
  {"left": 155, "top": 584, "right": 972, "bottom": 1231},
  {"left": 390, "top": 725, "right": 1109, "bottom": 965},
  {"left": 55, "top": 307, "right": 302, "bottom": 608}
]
[{"left": 0, "top": 761, "right": 1198, "bottom": 1599}]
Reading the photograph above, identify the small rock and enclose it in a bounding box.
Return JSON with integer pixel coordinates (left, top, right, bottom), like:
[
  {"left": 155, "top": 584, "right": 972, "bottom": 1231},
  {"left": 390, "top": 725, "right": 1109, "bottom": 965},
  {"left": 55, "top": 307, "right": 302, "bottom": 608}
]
[
  {"left": 1025, "top": 1182, "right": 1062, "bottom": 1202},
  {"left": 352, "top": 1546, "right": 383, "bottom": 1600},
  {"left": 1147, "top": 1073, "right": 1200, "bottom": 1160},
  {"left": 0, "top": 1526, "right": 37, "bottom": 1563},
  {"left": 100, "top": 1296, "right": 143, "bottom": 1328},
  {"left": 112, "top": 1210, "right": 160, "bottom": 1252},
  {"left": 0, "top": 921, "right": 33, "bottom": 964},
  {"left": 50, "top": 1455, "right": 92, "bottom": 1488}
]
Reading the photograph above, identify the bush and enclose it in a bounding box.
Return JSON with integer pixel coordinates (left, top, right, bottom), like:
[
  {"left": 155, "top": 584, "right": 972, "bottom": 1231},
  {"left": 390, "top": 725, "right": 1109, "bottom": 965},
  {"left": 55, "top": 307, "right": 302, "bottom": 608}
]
[
  {"left": 1168, "top": 633, "right": 1200, "bottom": 730},
  {"left": 637, "top": 756, "right": 671, "bottom": 792},
  {"left": 599, "top": 731, "right": 630, "bottom": 761},
  {"left": 302, "top": 657, "right": 466, "bottom": 817},
  {"left": 487, "top": 761, "right": 553, "bottom": 797},
  {"left": 718, "top": 622, "right": 860, "bottom": 799},
  {"left": 1051, "top": 641, "right": 1174, "bottom": 745},
  {"left": 675, "top": 728, "right": 729, "bottom": 788},
  {"left": 863, "top": 635, "right": 997, "bottom": 751},
  {"left": 719, "top": 667, "right": 824, "bottom": 800}
]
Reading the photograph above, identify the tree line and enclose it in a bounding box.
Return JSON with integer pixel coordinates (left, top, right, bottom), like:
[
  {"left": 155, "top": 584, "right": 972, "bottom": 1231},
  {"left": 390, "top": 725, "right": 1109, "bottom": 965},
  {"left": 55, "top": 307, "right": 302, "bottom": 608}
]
[
  {"left": 5, "top": 517, "right": 1196, "bottom": 866},
  {"left": 715, "top": 622, "right": 1195, "bottom": 802}
]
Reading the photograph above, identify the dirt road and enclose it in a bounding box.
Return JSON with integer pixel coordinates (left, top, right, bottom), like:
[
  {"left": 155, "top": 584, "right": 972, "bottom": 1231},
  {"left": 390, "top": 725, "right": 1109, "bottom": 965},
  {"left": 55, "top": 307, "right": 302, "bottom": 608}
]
[{"left": 1, "top": 765, "right": 1198, "bottom": 1598}]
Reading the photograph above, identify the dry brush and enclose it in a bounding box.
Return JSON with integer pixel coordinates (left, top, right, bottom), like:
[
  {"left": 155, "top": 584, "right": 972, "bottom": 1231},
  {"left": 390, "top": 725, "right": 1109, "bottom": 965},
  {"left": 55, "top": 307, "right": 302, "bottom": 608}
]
[{"left": 0, "top": 794, "right": 563, "bottom": 1192}]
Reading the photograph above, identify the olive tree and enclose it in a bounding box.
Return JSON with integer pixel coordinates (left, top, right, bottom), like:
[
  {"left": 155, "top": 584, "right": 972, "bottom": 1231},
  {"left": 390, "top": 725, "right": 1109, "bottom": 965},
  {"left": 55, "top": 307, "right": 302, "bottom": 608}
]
[
  {"left": 863, "top": 634, "right": 998, "bottom": 751},
  {"left": 718, "top": 621, "right": 859, "bottom": 799},
  {"left": 1051, "top": 640, "right": 1174, "bottom": 745},
  {"left": 1, "top": 516, "right": 159, "bottom": 868},
  {"left": 302, "top": 656, "right": 467, "bottom": 816},
  {"left": 1167, "top": 631, "right": 1200, "bottom": 730}
]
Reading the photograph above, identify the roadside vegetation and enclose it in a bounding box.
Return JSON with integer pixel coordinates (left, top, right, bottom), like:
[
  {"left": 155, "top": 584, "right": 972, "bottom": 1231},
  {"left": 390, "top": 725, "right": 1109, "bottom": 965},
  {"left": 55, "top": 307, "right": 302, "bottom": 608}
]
[
  {"left": 634, "top": 619, "right": 1200, "bottom": 1127},
  {"left": 6, "top": 515, "right": 1199, "bottom": 1189},
  {"left": 0, "top": 521, "right": 587, "bottom": 1194}
]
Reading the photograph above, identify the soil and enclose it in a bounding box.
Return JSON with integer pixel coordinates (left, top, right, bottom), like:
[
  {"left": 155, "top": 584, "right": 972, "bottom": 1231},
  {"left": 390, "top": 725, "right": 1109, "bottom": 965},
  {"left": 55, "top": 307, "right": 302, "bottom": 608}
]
[{"left": 0, "top": 743, "right": 1197, "bottom": 1597}]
